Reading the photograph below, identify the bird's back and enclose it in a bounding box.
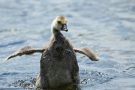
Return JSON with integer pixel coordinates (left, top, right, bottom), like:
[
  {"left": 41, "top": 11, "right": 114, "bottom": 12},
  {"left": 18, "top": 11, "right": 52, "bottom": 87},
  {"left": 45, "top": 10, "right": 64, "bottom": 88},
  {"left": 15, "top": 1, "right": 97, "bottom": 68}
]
[{"left": 38, "top": 32, "right": 79, "bottom": 89}]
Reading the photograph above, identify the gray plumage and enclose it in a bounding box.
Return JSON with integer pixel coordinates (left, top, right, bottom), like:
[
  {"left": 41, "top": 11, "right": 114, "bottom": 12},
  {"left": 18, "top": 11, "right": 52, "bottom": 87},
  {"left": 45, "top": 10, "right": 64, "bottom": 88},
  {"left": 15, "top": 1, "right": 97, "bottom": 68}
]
[{"left": 36, "top": 31, "right": 79, "bottom": 89}]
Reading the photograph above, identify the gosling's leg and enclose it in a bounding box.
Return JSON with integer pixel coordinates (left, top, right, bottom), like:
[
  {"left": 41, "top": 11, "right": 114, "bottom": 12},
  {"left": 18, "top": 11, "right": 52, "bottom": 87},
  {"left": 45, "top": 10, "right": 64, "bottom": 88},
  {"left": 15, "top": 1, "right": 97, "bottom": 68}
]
[
  {"left": 6, "top": 46, "right": 45, "bottom": 60},
  {"left": 74, "top": 48, "right": 99, "bottom": 61}
]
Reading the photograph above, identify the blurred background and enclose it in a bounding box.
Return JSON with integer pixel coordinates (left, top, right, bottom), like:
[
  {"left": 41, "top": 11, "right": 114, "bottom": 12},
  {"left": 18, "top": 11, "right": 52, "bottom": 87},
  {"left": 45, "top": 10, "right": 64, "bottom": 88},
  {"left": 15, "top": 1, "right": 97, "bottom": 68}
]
[{"left": 0, "top": 0, "right": 135, "bottom": 89}]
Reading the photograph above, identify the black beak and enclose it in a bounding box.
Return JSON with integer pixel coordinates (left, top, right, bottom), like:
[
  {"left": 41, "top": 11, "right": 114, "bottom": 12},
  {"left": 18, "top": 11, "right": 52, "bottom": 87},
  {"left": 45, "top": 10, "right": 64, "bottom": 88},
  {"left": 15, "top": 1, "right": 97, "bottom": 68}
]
[{"left": 61, "top": 24, "right": 68, "bottom": 32}]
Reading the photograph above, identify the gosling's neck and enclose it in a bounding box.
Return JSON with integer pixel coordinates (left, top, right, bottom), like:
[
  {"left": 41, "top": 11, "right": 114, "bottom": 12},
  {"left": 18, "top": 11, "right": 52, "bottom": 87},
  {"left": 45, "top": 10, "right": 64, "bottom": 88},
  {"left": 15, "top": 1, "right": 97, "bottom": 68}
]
[
  {"left": 51, "top": 28, "right": 64, "bottom": 42},
  {"left": 52, "top": 28, "right": 62, "bottom": 35}
]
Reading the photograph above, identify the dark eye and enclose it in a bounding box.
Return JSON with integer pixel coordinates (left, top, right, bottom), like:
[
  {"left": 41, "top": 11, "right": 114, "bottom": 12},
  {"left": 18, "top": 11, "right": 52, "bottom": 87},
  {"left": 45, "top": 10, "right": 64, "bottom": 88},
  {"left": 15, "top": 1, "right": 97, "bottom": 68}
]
[{"left": 57, "top": 21, "right": 61, "bottom": 24}]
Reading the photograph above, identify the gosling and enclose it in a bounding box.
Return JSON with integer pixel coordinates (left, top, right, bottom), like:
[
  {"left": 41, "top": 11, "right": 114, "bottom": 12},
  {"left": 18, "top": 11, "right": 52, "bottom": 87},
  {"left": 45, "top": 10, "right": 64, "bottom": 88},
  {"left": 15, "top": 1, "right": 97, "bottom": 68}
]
[{"left": 7, "top": 16, "right": 99, "bottom": 90}]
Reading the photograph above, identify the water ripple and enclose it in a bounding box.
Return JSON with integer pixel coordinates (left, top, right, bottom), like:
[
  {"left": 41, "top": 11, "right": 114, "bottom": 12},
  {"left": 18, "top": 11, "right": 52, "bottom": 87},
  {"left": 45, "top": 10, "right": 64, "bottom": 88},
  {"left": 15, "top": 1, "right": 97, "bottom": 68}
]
[{"left": 0, "top": 40, "right": 25, "bottom": 48}]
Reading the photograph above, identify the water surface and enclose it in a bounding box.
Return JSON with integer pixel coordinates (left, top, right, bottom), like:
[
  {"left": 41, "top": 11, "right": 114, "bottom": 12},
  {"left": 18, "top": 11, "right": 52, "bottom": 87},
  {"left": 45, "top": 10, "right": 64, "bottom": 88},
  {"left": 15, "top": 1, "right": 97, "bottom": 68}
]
[{"left": 0, "top": 0, "right": 135, "bottom": 90}]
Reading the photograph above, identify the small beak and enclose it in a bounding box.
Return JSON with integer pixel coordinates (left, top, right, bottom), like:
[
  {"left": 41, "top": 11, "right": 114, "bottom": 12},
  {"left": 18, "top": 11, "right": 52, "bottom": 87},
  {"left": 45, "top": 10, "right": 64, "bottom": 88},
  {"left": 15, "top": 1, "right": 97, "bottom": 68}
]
[{"left": 61, "top": 24, "right": 68, "bottom": 32}]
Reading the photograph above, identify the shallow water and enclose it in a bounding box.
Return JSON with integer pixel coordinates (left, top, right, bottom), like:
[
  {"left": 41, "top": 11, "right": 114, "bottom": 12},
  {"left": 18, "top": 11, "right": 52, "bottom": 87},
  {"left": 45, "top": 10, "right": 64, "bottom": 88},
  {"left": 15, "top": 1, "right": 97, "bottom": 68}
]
[{"left": 0, "top": 0, "right": 135, "bottom": 90}]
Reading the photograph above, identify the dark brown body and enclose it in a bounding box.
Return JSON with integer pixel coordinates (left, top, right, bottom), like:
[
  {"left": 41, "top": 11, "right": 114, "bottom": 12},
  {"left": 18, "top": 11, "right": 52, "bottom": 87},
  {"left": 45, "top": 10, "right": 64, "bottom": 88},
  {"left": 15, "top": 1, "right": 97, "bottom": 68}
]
[{"left": 36, "top": 32, "right": 79, "bottom": 89}]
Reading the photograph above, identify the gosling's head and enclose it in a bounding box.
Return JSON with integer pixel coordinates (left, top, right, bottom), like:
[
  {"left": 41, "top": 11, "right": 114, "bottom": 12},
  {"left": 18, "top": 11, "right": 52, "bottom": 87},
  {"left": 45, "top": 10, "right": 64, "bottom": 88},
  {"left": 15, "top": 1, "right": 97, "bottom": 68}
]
[{"left": 51, "top": 16, "right": 68, "bottom": 33}]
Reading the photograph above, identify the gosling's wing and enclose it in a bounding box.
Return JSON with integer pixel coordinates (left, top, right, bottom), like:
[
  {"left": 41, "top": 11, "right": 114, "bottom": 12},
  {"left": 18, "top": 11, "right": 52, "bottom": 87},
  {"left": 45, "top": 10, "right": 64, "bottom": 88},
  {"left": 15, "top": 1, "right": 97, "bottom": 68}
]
[
  {"left": 6, "top": 46, "right": 45, "bottom": 60},
  {"left": 74, "top": 48, "right": 99, "bottom": 61}
]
